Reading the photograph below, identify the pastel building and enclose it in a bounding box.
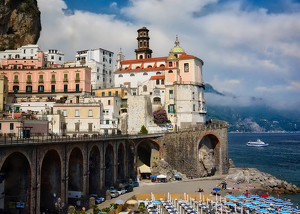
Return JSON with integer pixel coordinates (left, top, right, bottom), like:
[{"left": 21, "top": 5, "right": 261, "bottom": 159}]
[
  {"left": 65, "top": 48, "right": 114, "bottom": 89},
  {"left": 0, "top": 75, "right": 8, "bottom": 112},
  {"left": 115, "top": 27, "right": 207, "bottom": 131}
]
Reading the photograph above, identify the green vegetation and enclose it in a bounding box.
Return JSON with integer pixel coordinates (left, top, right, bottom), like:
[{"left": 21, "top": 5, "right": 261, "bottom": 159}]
[{"left": 140, "top": 125, "right": 148, "bottom": 134}]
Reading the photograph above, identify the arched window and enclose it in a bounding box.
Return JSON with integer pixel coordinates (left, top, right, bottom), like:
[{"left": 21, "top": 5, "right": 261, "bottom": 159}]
[
  {"left": 130, "top": 73, "right": 135, "bottom": 77},
  {"left": 168, "top": 70, "right": 173, "bottom": 73},
  {"left": 161, "top": 79, "right": 165, "bottom": 85},
  {"left": 159, "top": 64, "right": 165, "bottom": 67},
  {"left": 143, "top": 72, "right": 148, "bottom": 75},
  {"left": 136, "top": 66, "right": 140, "bottom": 69},
  {"left": 139, "top": 55, "right": 143, "bottom": 59},
  {"left": 15, "top": 54, "right": 20, "bottom": 59},
  {"left": 143, "top": 85, "right": 147, "bottom": 92},
  {"left": 118, "top": 74, "right": 123, "bottom": 77},
  {"left": 125, "top": 67, "right": 128, "bottom": 70},
  {"left": 156, "top": 72, "right": 161, "bottom": 75},
  {"left": 153, "top": 97, "right": 161, "bottom": 104},
  {"left": 147, "top": 65, "right": 152, "bottom": 68}
]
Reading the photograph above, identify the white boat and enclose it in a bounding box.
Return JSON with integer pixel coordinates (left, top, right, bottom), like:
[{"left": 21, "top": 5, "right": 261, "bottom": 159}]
[{"left": 246, "top": 139, "right": 268, "bottom": 147}]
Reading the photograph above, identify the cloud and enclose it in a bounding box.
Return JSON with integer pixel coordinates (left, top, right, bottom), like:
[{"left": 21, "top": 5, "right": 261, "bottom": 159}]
[{"left": 37, "top": 0, "right": 300, "bottom": 110}]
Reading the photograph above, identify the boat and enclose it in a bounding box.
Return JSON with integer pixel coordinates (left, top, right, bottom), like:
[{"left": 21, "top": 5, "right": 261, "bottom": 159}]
[{"left": 246, "top": 139, "right": 268, "bottom": 147}]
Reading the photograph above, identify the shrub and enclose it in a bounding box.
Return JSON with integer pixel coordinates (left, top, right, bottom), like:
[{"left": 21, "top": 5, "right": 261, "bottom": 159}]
[
  {"left": 153, "top": 109, "right": 168, "bottom": 124},
  {"left": 140, "top": 125, "right": 148, "bottom": 134}
]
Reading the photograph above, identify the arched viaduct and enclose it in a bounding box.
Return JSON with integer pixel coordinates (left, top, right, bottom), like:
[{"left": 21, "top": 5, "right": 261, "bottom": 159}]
[{"left": 0, "top": 120, "right": 228, "bottom": 213}]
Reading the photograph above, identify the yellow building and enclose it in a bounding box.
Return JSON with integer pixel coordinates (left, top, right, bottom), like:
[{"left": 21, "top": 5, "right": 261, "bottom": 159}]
[
  {"left": 92, "top": 87, "right": 128, "bottom": 98},
  {"left": 0, "top": 75, "right": 8, "bottom": 112}
]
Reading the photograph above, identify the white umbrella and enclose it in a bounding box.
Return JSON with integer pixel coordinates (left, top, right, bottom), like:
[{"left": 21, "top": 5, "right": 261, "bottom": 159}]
[{"left": 157, "top": 174, "right": 167, "bottom": 178}]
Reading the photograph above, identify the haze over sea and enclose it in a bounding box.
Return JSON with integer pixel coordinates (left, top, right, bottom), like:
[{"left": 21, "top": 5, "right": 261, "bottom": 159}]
[{"left": 228, "top": 133, "right": 300, "bottom": 205}]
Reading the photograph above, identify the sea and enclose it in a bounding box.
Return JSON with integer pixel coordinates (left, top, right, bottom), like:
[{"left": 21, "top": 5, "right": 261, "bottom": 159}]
[{"left": 228, "top": 132, "right": 300, "bottom": 205}]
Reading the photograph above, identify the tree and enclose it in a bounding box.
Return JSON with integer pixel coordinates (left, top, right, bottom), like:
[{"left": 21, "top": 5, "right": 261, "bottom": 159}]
[
  {"left": 140, "top": 125, "right": 148, "bottom": 134},
  {"left": 153, "top": 109, "right": 168, "bottom": 124}
]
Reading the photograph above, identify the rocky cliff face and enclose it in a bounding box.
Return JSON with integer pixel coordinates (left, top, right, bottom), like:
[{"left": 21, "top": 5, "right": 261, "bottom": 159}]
[{"left": 0, "top": 0, "right": 41, "bottom": 50}]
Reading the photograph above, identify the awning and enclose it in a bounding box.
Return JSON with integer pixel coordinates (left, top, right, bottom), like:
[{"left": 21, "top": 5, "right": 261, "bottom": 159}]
[{"left": 139, "top": 167, "right": 151, "bottom": 173}]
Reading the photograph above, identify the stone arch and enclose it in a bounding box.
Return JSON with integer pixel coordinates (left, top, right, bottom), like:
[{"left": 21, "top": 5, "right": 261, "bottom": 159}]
[
  {"left": 197, "top": 132, "right": 221, "bottom": 177},
  {"left": 68, "top": 147, "right": 84, "bottom": 193},
  {"left": 127, "top": 141, "right": 136, "bottom": 179},
  {"left": 117, "top": 142, "right": 125, "bottom": 181},
  {"left": 136, "top": 138, "right": 163, "bottom": 168},
  {"left": 89, "top": 145, "right": 101, "bottom": 194},
  {"left": 0, "top": 151, "right": 32, "bottom": 213},
  {"left": 40, "top": 149, "right": 62, "bottom": 213},
  {"left": 104, "top": 144, "right": 115, "bottom": 187}
]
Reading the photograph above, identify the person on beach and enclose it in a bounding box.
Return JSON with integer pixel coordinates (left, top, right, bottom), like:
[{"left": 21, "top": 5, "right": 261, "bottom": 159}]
[
  {"left": 221, "top": 180, "right": 227, "bottom": 190},
  {"left": 244, "top": 190, "right": 249, "bottom": 197}
]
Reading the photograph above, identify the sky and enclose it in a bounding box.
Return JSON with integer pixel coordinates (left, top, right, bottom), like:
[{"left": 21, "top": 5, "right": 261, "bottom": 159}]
[{"left": 37, "top": 0, "right": 300, "bottom": 110}]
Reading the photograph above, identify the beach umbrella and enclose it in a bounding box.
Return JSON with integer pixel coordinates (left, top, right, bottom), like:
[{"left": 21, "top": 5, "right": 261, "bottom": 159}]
[
  {"left": 225, "top": 195, "right": 233, "bottom": 198},
  {"left": 267, "top": 196, "right": 276, "bottom": 200},
  {"left": 251, "top": 195, "right": 260, "bottom": 199},
  {"left": 115, "top": 199, "right": 125, "bottom": 204},
  {"left": 150, "top": 175, "right": 157, "bottom": 178},
  {"left": 152, "top": 200, "right": 161, "bottom": 204},
  {"left": 284, "top": 202, "right": 293, "bottom": 206},
  {"left": 279, "top": 211, "right": 290, "bottom": 214},
  {"left": 244, "top": 198, "right": 253, "bottom": 201},
  {"left": 226, "top": 202, "right": 235, "bottom": 206},
  {"left": 293, "top": 210, "right": 300, "bottom": 214},
  {"left": 265, "top": 200, "right": 274, "bottom": 204},
  {"left": 174, "top": 174, "right": 180, "bottom": 177},
  {"left": 213, "top": 188, "right": 221, "bottom": 191},
  {"left": 126, "top": 199, "right": 138, "bottom": 205},
  {"left": 243, "top": 202, "right": 252, "bottom": 206},
  {"left": 260, "top": 194, "right": 269, "bottom": 198},
  {"left": 258, "top": 209, "right": 269, "bottom": 213},
  {"left": 283, "top": 206, "right": 293, "bottom": 210},
  {"left": 252, "top": 201, "right": 262, "bottom": 205},
  {"left": 157, "top": 174, "right": 167, "bottom": 178},
  {"left": 230, "top": 197, "right": 239, "bottom": 201},
  {"left": 237, "top": 195, "right": 246, "bottom": 199},
  {"left": 260, "top": 204, "right": 271, "bottom": 208},
  {"left": 274, "top": 203, "right": 283, "bottom": 206}
]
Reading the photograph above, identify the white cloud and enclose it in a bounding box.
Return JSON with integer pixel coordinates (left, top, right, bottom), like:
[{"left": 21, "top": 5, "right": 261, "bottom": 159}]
[
  {"left": 36, "top": 0, "right": 300, "bottom": 110},
  {"left": 109, "top": 2, "right": 118, "bottom": 9}
]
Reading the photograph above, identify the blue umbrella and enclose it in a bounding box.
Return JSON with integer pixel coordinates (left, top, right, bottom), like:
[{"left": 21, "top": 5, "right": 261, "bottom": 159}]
[
  {"left": 230, "top": 197, "right": 239, "bottom": 201},
  {"left": 253, "top": 201, "right": 262, "bottom": 204},
  {"left": 174, "top": 174, "right": 180, "bottom": 177},
  {"left": 152, "top": 200, "right": 161, "bottom": 204},
  {"left": 243, "top": 202, "right": 252, "bottom": 206},
  {"left": 150, "top": 175, "right": 157, "bottom": 178},
  {"left": 237, "top": 195, "right": 246, "bottom": 199},
  {"left": 225, "top": 195, "right": 233, "bottom": 198},
  {"left": 258, "top": 209, "right": 269, "bottom": 213},
  {"left": 284, "top": 202, "right": 293, "bottom": 206},
  {"left": 245, "top": 198, "right": 253, "bottom": 201},
  {"left": 226, "top": 202, "right": 235, "bottom": 206},
  {"left": 294, "top": 210, "right": 300, "bottom": 213},
  {"left": 213, "top": 188, "right": 220, "bottom": 191},
  {"left": 274, "top": 203, "right": 283, "bottom": 207},
  {"left": 265, "top": 200, "right": 274, "bottom": 204},
  {"left": 279, "top": 211, "right": 290, "bottom": 214},
  {"left": 260, "top": 204, "right": 271, "bottom": 208},
  {"left": 251, "top": 195, "right": 260, "bottom": 199}
]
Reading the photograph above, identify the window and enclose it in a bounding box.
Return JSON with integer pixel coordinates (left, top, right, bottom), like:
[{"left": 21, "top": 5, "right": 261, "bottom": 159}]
[
  {"left": 168, "top": 105, "right": 175, "bottom": 113},
  {"left": 51, "top": 85, "right": 55, "bottom": 92},
  {"left": 64, "top": 84, "right": 68, "bottom": 92},
  {"left": 153, "top": 97, "right": 161, "bottom": 104},
  {"left": 76, "top": 84, "right": 80, "bottom": 92},
  {"left": 192, "top": 92, "right": 195, "bottom": 100},
  {"left": 130, "top": 73, "right": 135, "bottom": 77},
  {"left": 109, "top": 59, "right": 112, "bottom": 64},
  {"left": 38, "top": 85, "right": 44, "bottom": 92},
  {"left": 161, "top": 79, "right": 165, "bottom": 85},
  {"left": 39, "top": 75, "right": 43, "bottom": 82},
  {"left": 193, "top": 104, "right": 196, "bottom": 111},
  {"left": 14, "top": 75, "right": 18, "bottom": 83},
  {"left": 168, "top": 70, "right": 173, "bottom": 73},
  {"left": 160, "top": 64, "right": 165, "bottom": 67},
  {"left": 59, "top": 57, "right": 62, "bottom": 61},
  {"left": 115, "top": 91, "right": 118, "bottom": 96},
  {"left": 23, "top": 49, "right": 26, "bottom": 54},
  {"left": 57, "top": 110, "right": 61, "bottom": 115},
  {"left": 169, "top": 90, "right": 173, "bottom": 99},
  {"left": 169, "top": 62, "right": 172, "bottom": 67},
  {"left": 132, "top": 89, "right": 136, "bottom": 96},
  {"left": 63, "top": 110, "right": 67, "bottom": 117},
  {"left": 106, "top": 120, "right": 109, "bottom": 124},
  {"left": 10, "top": 123, "right": 14, "bottom": 130},
  {"left": 184, "top": 63, "right": 189, "bottom": 72},
  {"left": 156, "top": 79, "right": 160, "bottom": 85},
  {"left": 103, "top": 57, "right": 105, "bottom": 62},
  {"left": 51, "top": 74, "right": 55, "bottom": 81},
  {"left": 147, "top": 65, "right": 152, "bottom": 68},
  {"left": 88, "top": 110, "right": 92, "bottom": 117},
  {"left": 156, "top": 72, "right": 161, "bottom": 75},
  {"left": 118, "top": 74, "right": 123, "bottom": 77},
  {"left": 31, "top": 49, "right": 33, "bottom": 54},
  {"left": 143, "top": 72, "right": 148, "bottom": 75},
  {"left": 51, "top": 56, "right": 54, "bottom": 60},
  {"left": 13, "top": 85, "right": 19, "bottom": 93},
  {"left": 108, "top": 91, "right": 112, "bottom": 96},
  {"left": 102, "top": 92, "right": 105, "bottom": 97},
  {"left": 27, "top": 75, "right": 31, "bottom": 83},
  {"left": 26, "top": 85, "right": 32, "bottom": 93},
  {"left": 38, "top": 57, "right": 40, "bottom": 61},
  {"left": 104, "top": 129, "right": 108, "bottom": 134},
  {"left": 75, "top": 123, "right": 79, "bottom": 132},
  {"left": 75, "top": 110, "right": 79, "bottom": 117},
  {"left": 108, "top": 100, "right": 111, "bottom": 105},
  {"left": 64, "top": 73, "right": 68, "bottom": 81},
  {"left": 143, "top": 85, "right": 147, "bottom": 92},
  {"left": 97, "top": 76, "right": 99, "bottom": 80}
]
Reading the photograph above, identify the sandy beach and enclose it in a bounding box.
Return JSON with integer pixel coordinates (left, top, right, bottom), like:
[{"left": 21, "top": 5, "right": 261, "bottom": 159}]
[{"left": 97, "top": 168, "right": 263, "bottom": 210}]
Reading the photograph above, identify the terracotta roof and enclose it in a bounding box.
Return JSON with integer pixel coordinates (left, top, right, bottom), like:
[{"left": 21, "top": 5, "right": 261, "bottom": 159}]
[
  {"left": 115, "top": 66, "right": 168, "bottom": 73},
  {"left": 150, "top": 75, "right": 165, "bottom": 80},
  {"left": 121, "top": 56, "right": 168, "bottom": 64},
  {"left": 178, "top": 54, "right": 195, "bottom": 59}
]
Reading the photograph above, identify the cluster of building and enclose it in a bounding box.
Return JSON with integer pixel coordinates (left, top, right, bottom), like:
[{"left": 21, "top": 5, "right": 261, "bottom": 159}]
[{"left": 0, "top": 27, "right": 207, "bottom": 137}]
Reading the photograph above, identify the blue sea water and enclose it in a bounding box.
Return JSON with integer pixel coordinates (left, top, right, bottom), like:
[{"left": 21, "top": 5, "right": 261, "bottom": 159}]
[{"left": 228, "top": 132, "right": 300, "bottom": 205}]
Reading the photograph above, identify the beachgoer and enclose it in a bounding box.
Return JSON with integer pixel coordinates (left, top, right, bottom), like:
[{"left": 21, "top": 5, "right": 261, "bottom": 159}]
[
  {"left": 284, "top": 197, "right": 287, "bottom": 201},
  {"left": 288, "top": 198, "right": 291, "bottom": 202},
  {"left": 245, "top": 190, "right": 249, "bottom": 197}
]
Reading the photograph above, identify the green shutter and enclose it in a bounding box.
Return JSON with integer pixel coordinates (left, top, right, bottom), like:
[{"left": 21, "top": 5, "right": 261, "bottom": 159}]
[{"left": 168, "top": 105, "right": 170, "bottom": 113}]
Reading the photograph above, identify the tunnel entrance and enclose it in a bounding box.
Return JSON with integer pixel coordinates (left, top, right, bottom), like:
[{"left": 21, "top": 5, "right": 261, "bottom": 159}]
[
  {"left": 198, "top": 134, "right": 220, "bottom": 177},
  {"left": 68, "top": 147, "right": 83, "bottom": 205},
  {"left": 117, "top": 143, "right": 125, "bottom": 182},
  {"left": 89, "top": 146, "right": 100, "bottom": 194},
  {"left": 105, "top": 145, "right": 114, "bottom": 187},
  {"left": 40, "top": 150, "right": 61, "bottom": 213},
  {"left": 0, "top": 152, "right": 31, "bottom": 214}
]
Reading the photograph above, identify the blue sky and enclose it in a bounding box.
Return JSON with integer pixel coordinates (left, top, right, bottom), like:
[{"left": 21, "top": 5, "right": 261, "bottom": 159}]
[{"left": 37, "top": 0, "right": 300, "bottom": 110}]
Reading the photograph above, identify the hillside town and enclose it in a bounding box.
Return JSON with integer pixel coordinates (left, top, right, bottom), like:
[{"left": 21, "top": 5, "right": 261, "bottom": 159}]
[{"left": 0, "top": 27, "right": 207, "bottom": 137}]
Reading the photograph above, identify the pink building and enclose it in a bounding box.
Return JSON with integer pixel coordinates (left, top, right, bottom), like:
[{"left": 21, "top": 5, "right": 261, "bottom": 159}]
[
  {"left": 1, "top": 51, "right": 44, "bottom": 69},
  {"left": 0, "top": 66, "right": 91, "bottom": 103}
]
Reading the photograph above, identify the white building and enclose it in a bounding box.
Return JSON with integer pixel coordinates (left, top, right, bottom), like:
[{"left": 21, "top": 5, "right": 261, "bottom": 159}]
[
  {"left": 43, "top": 49, "right": 64, "bottom": 66},
  {"left": 0, "top": 44, "right": 41, "bottom": 62},
  {"left": 65, "top": 48, "right": 114, "bottom": 89}
]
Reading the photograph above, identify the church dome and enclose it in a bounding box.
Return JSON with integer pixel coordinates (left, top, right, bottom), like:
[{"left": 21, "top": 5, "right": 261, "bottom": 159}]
[
  {"left": 170, "top": 46, "right": 185, "bottom": 53},
  {"left": 167, "top": 55, "right": 177, "bottom": 60}
]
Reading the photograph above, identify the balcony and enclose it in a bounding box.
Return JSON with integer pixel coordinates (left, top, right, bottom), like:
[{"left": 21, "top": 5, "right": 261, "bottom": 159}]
[
  {"left": 39, "top": 79, "right": 44, "bottom": 83},
  {"left": 63, "top": 78, "right": 68, "bottom": 82},
  {"left": 13, "top": 79, "right": 19, "bottom": 83},
  {"left": 26, "top": 80, "right": 32, "bottom": 84},
  {"left": 51, "top": 78, "right": 56, "bottom": 83},
  {"left": 75, "top": 77, "right": 80, "bottom": 81}
]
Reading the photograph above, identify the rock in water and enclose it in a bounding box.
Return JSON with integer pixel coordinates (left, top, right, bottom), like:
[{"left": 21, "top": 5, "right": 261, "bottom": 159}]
[{"left": 0, "top": 0, "right": 41, "bottom": 50}]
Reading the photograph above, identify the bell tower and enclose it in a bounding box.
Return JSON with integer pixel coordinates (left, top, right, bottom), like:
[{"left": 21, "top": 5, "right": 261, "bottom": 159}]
[{"left": 135, "top": 27, "right": 152, "bottom": 60}]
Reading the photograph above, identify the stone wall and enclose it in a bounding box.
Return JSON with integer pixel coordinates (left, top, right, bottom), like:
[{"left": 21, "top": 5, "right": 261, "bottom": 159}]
[{"left": 156, "top": 120, "right": 229, "bottom": 178}]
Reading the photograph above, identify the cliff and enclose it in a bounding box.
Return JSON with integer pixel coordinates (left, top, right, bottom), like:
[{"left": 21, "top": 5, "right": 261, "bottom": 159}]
[{"left": 0, "top": 0, "right": 41, "bottom": 50}]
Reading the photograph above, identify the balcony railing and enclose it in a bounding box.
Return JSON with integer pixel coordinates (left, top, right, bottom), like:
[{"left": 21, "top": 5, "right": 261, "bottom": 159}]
[
  {"left": 39, "top": 79, "right": 44, "bottom": 83},
  {"left": 13, "top": 79, "right": 19, "bottom": 83},
  {"left": 9, "top": 89, "right": 83, "bottom": 94},
  {"left": 51, "top": 78, "right": 56, "bottom": 83},
  {"left": 26, "top": 80, "right": 32, "bottom": 84},
  {"left": 75, "top": 77, "right": 80, "bottom": 81},
  {"left": 63, "top": 78, "right": 68, "bottom": 82}
]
